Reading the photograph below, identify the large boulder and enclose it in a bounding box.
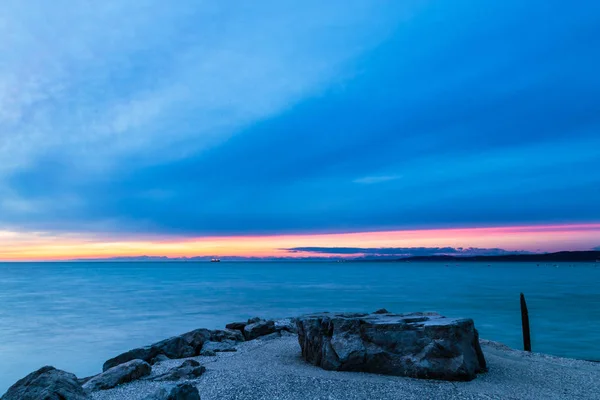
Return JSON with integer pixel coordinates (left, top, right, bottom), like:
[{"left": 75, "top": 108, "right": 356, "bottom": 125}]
[
  {"left": 152, "top": 360, "right": 206, "bottom": 381},
  {"left": 1, "top": 366, "right": 89, "bottom": 400},
  {"left": 145, "top": 383, "right": 200, "bottom": 400},
  {"left": 103, "top": 328, "right": 243, "bottom": 371},
  {"left": 296, "top": 312, "right": 487, "bottom": 381},
  {"left": 83, "top": 359, "right": 151, "bottom": 391}
]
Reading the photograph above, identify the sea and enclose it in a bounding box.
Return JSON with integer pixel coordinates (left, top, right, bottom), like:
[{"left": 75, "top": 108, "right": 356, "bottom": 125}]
[{"left": 1, "top": 261, "right": 599, "bottom": 393}]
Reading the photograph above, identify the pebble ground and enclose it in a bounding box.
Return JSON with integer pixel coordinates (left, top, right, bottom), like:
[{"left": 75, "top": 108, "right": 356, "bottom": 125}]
[{"left": 92, "top": 335, "right": 600, "bottom": 400}]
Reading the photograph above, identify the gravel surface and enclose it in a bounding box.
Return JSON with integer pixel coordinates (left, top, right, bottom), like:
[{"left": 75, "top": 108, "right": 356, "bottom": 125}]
[{"left": 91, "top": 336, "right": 600, "bottom": 400}]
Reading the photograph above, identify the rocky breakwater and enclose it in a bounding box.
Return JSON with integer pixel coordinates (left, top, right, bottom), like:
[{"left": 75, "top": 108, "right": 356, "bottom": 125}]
[
  {"left": 296, "top": 311, "right": 487, "bottom": 381},
  {"left": 102, "top": 327, "right": 244, "bottom": 371},
  {"left": 1, "top": 317, "right": 291, "bottom": 399}
]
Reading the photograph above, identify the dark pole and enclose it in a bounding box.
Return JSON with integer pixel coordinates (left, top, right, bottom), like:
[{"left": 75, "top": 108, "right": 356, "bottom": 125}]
[{"left": 520, "top": 293, "right": 531, "bottom": 352}]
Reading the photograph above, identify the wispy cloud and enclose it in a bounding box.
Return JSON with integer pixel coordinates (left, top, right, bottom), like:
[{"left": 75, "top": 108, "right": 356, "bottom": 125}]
[
  {"left": 0, "top": 0, "right": 404, "bottom": 176},
  {"left": 0, "top": 1, "right": 599, "bottom": 241}
]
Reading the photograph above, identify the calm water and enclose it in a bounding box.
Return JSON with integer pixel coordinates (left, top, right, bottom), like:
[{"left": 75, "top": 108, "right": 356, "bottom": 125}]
[{"left": 1, "top": 261, "right": 599, "bottom": 393}]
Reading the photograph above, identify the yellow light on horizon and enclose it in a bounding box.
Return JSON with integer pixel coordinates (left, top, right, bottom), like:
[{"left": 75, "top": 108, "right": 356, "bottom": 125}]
[{"left": 1, "top": 223, "right": 599, "bottom": 261}]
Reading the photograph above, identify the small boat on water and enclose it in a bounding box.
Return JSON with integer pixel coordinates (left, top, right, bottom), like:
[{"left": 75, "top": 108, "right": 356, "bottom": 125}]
[{"left": 211, "top": 258, "right": 221, "bottom": 263}]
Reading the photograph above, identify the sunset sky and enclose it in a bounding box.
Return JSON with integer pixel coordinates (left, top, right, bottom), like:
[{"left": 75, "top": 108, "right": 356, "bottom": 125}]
[{"left": 1, "top": 1, "right": 599, "bottom": 261}]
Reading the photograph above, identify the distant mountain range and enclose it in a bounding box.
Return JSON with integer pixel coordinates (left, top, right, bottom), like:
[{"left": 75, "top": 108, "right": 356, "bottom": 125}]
[{"left": 398, "top": 251, "right": 600, "bottom": 262}]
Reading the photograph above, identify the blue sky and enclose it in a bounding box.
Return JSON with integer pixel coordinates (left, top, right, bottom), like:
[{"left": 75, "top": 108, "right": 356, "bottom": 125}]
[{"left": 1, "top": 0, "right": 600, "bottom": 239}]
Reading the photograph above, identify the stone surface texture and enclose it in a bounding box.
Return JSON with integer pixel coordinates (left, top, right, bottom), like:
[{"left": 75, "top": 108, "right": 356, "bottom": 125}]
[
  {"left": 151, "top": 360, "right": 206, "bottom": 382},
  {"left": 103, "top": 329, "right": 243, "bottom": 371},
  {"left": 296, "top": 312, "right": 487, "bottom": 381},
  {"left": 1, "top": 366, "right": 89, "bottom": 400},
  {"left": 243, "top": 320, "right": 276, "bottom": 340},
  {"left": 83, "top": 360, "right": 151, "bottom": 391}
]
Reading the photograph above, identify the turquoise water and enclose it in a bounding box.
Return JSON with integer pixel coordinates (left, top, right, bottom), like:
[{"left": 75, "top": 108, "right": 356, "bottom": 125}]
[{"left": 1, "top": 261, "right": 599, "bottom": 393}]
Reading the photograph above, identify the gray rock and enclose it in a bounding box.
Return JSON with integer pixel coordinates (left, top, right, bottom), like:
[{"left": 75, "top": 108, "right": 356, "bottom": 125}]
[
  {"left": 225, "top": 321, "right": 246, "bottom": 331},
  {"left": 151, "top": 354, "right": 171, "bottom": 364},
  {"left": 102, "top": 345, "right": 158, "bottom": 372},
  {"left": 152, "top": 360, "right": 206, "bottom": 382},
  {"left": 145, "top": 383, "right": 200, "bottom": 400},
  {"left": 83, "top": 359, "right": 151, "bottom": 391},
  {"left": 1, "top": 366, "right": 89, "bottom": 400},
  {"left": 201, "top": 340, "right": 237, "bottom": 353},
  {"left": 103, "top": 328, "right": 244, "bottom": 370},
  {"left": 77, "top": 375, "right": 96, "bottom": 386},
  {"left": 274, "top": 317, "right": 298, "bottom": 334},
  {"left": 296, "top": 312, "right": 487, "bottom": 381},
  {"left": 199, "top": 349, "right": 216, "bottom": 356},
  {"left": 243, "top": 319, "right": 276, "bottom": 340},
  {"left": 207, "top": 329, "right": 244, "bottom": 343},
  {"left": 247, "top": 316, "right": 261, "bottom": 324}
]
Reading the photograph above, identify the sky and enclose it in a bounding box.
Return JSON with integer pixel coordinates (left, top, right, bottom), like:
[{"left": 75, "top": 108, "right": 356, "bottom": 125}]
[{"left": 1, "top": 1, "right": 599, "bottom": 260}]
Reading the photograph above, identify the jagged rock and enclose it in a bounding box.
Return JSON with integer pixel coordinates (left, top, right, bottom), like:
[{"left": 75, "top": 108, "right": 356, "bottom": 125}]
[
  {"left": 152, "top": 360, "right": 206, "bottom": 381},
  {"left": 201, "top": 340, "right": 237, "bottom": 353},
  {"left": 296, "top": 312, "right": 487, "bottom": 381},
  {"left": 145, "top": 383, "right": 200, "bottom": 400},
  {"left": 103, "top": 328, "right": 243, "bottom": 371},
  {"left": 373, "top": 308, "right": 390, "bottom": 314},
  {"left": 1, "top": 366, "right": 89, "bottom": 400},
  {"left": 83, "top": 359, "right": 151, "bottom": 391},
  {"left": 243, "top": 319, "right": 276, "bottom": 340}
]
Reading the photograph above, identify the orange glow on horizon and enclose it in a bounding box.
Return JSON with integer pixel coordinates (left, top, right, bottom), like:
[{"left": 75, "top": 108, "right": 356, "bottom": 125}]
[{"left": 1, "top": 223, "right": 599, "bottom": 261}]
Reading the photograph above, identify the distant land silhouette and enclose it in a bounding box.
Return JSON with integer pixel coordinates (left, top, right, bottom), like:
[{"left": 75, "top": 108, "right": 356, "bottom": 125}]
[
  {"left": 397, "top": 251, "right": 600, "bottom": 262},
  {"left": 68, "top": 250, "right": 600, "bottom": 262}
]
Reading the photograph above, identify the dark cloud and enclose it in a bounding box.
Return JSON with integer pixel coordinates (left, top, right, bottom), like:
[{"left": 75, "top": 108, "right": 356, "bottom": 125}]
[
  {"left": 2, "top": 0, "right": 600, "bottom": 236},
  {"left": 286, "top": 247, "right": 532, "bottom": 257}
]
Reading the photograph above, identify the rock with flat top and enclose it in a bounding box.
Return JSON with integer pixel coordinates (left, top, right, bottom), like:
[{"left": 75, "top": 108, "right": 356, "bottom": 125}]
[
  {"left": 1, "top": 366, "right": 89, "bottom": 400},
  {"left": 83, "top": 359, "right": 151, "bottom": 391},
  {"left": 296, "top": 312, "right": 487, "bottom": 381}
]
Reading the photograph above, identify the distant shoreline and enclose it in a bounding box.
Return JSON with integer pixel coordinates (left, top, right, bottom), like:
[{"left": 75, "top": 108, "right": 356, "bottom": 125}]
[
  {"left": 1, "top": 250, "right": 599, "bottom": 263},
  {"left": 391, "top": 250, "right": 600, "bottom": 263}
]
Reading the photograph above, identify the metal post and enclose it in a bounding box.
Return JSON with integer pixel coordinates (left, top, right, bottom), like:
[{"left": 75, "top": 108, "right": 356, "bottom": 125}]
[{"left": 520, "top": 293, "right": 531, "bottom": 352}]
